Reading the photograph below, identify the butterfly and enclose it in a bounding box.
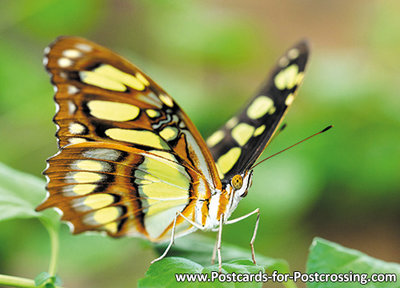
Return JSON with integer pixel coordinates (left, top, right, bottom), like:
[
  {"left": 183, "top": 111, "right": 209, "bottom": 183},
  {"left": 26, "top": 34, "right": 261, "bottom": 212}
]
[{"left": 36, "top": 37, "right": 309, "bottom": 270}]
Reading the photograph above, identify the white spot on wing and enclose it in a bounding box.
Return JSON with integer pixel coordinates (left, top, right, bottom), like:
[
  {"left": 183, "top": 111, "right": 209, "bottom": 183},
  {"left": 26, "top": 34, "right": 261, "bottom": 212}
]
[
  {"left": 58, "top": 57, "right": 72, "bottom": 68},
  {"left": 44, "top": 46, "right": 50, "bottom": 54},
  {"left": 68, "top": 101, "right": 76, "bottom": 114},
  {"left": 63, "top": 49, "right": 82, "bottom": 58},
  {"left": 69, "top": 123, "right": 86, "bottom": 134},
  {"left": 68, "top": 85, "right": 79, "bottom": 95},
  {"left": 75, "top": 43, "right": 92, "bottom": 52}
]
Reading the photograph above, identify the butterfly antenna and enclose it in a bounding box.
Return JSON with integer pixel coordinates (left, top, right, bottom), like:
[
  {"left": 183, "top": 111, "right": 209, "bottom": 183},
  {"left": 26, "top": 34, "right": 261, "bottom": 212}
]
[{"left": 251, "top": 125, "right": 333, "bottom": 170}]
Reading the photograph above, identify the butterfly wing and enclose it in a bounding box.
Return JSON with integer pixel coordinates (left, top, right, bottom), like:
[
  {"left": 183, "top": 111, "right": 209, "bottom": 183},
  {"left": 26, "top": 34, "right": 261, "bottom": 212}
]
[
  {"left": 37, "top": 37, "right": 221, "bottom": 241},
  {"left": 43, "top": 36, "right": 219, "bottom": 184},
  {"left": 40, "top": 142, "right": 199, "bottom": 241},
  {"left": 206, "top": 41, "right": 310, "bottom": 181}
]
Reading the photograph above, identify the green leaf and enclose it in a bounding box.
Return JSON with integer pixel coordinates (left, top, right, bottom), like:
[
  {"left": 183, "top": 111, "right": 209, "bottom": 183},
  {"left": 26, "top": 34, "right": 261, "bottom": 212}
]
[
  {"left": 34, "top": 272, "right": 51, "bottom": 286},
  {"left": 0, "top": 162, "right": 59, "bottom": 228},
  {"left": 34, "top": 272, "right": 62, "bottom": 287},
  {"left": 52, "top": 275, "right": 62, "bottom": 286},
  {"left": 154, "top": 234, "right": 291, "bottom": 274},
  {"left": 141, "top": 234, "right": 296, "bottom": 288},
  {"left": 138, "top": 257, "right": 266, "bottom": 288},
  {"left": 307, "top": 237, "right": 400, "bottom": 288}
]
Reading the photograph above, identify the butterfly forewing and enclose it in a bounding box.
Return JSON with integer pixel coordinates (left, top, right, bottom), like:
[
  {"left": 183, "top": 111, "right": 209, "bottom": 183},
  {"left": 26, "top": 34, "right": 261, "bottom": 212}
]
[
  {"left": 207, "top": 41, "right": 309, "bottom": 181},
  {"left": 44, "top": 36, "right": 220, "bottom": 185},
  {"left": 38, "top": 37, "right": 221, "bottom": 241}
]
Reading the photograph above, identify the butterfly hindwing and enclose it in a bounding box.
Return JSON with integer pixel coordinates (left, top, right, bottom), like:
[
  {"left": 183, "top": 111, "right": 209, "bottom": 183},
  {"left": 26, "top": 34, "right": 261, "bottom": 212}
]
[
  {"left": 207, "top": 41, "right": 310, "bottom": 181},
  {"left": 38, "top": 142, "right": 198, "bottom": 240}
]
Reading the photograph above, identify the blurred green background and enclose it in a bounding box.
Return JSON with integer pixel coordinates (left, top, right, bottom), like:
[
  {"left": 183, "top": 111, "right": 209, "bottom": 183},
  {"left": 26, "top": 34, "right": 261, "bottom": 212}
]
[{"left": 0, "top": 0, "right": 399, "bottom": 287}]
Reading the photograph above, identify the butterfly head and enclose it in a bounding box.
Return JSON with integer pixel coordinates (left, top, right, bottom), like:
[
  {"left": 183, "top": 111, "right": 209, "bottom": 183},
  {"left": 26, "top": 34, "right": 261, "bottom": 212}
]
[
  {"left": 230, "top": 170, "right": 253, "bottom": 198},
  {"left": 222, "top": 170, "right": 254, "bottom": 220}
]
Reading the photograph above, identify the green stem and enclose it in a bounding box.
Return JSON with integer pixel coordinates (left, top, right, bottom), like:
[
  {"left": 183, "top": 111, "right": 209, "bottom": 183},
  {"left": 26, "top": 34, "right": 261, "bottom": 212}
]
[
  {"left": 0, "top": 274, "right": 36, "bottom": 288},
  {"left": 0, "top": 274, "right": 63, "bottom": 288},
  {"left": 0, "top": 222, "right": 63, "bottom": 288},
  {"left": 46, "top": 223, "right": 59, "bottom": 276}
]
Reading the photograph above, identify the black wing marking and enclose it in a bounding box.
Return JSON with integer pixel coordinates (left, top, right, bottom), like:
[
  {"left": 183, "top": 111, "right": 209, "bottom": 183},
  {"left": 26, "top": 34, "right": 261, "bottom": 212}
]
[{"left": 207, "top": 40, "right": 310, "bottom": 182}]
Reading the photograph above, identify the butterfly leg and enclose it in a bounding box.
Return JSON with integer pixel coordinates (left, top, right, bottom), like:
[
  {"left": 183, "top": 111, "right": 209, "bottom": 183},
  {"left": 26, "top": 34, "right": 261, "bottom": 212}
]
[
  {"left": 152, "top": 212, "right": 206, "bottom": 264},
  {"left": 176, "top": 212, "right": 225, "bottom": 268},
  {"left": 225, "top": 208, "right": 260, "bottom": 264},
  {"left": 211, "top": 232, "right": 218, "bottom": 265},
  {"left": 177, "top": 212, "right": 206, "bottom": 230},
  {"left": 217, "top": 213, "right": 224, "bottom": 273},
  {"left": 151, "top": 212, "right": 179, "bottom": 264}
]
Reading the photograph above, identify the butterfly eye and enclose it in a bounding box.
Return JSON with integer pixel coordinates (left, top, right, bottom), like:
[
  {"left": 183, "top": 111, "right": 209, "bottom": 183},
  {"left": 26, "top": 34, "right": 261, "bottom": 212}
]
[{"left": 231, "top": 174, "right": 243, "bottom": 190}]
